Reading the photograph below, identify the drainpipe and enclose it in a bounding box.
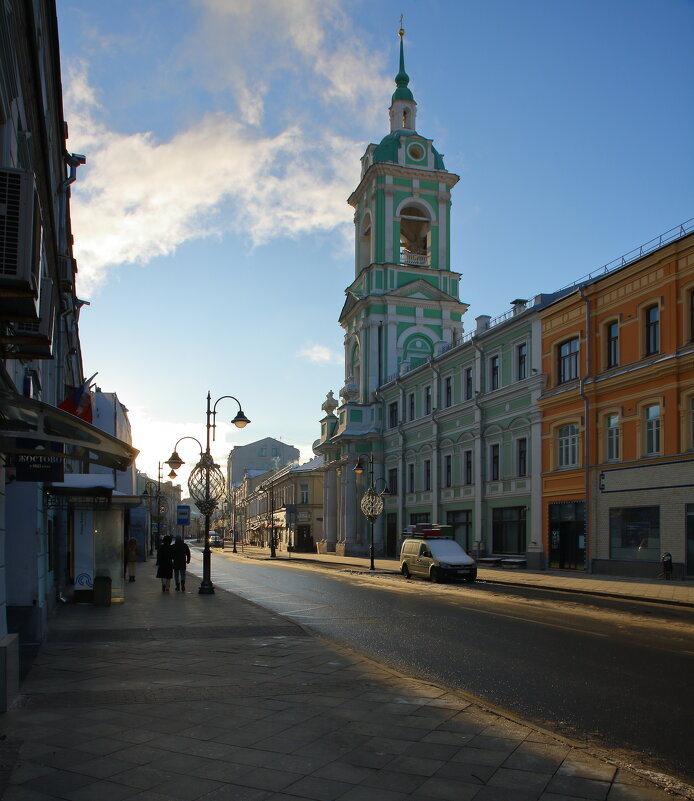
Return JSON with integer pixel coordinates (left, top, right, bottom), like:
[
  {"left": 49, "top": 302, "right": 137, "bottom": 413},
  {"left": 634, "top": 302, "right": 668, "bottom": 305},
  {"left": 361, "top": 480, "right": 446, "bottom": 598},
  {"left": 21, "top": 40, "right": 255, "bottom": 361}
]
[
  {"left": 471, "top": 337, "right": 484, "bottom": 556},
  {"left": 430, "top": 360, "right": 441, "bottom": 524},
  {"left": 579, "top": 287, "right": 592, "bottom": 573},
  {"left": 58, "top": 152, "right": 86, "bottom": 255}
]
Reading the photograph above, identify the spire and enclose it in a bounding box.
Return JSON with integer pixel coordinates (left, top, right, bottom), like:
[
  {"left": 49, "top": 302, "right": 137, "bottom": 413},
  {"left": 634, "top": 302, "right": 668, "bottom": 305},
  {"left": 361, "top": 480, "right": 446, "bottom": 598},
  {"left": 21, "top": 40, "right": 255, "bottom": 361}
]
[{"left": 392, "top": 19, "right": 414, "bottom": 102}]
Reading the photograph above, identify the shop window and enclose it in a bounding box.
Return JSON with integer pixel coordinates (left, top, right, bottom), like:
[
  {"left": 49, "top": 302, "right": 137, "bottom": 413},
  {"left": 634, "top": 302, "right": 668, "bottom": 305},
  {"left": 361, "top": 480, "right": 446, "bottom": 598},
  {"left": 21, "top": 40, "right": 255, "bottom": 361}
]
[
  {"left": 645, "top": 305, "right": 660, "bottom": 355},
  {"left": 558, "top": 338, "right": 579, "bottom": 384},
  {"left": 558, "top": 424, "right": 578, "bottom": 468},
  {"left": 447, "top": 509, "right": 472, "bottom": 551},
  {"left": 410, "top": 512, "right": 430, "bottom": 526},
  {"left": 645, "top": 404, "right": 661, "bottom": 455},
  {"left": 606, "top": 413, "right": 620, "bottom": 461},
  {"left": 609, "top": 506, "right": 660, "bottom": 561},
  {"left": 606, "top": 321, "right": 619, "bottom": 368},
  {"left": 492, "top": 507, "right": 526, "bottom": 554}
]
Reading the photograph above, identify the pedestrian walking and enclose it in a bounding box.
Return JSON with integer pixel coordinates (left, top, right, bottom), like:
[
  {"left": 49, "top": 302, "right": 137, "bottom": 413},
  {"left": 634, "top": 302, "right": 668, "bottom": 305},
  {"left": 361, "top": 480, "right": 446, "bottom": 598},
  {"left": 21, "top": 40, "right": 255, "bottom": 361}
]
[
  {"left": 156, "top": 534, "right": 174, "bottom": 592},
  {"left": 171, "top": 534, "right": 191, "bottom": 592},
  {"left": 126, "top": 537, "right": 138, "bottom": 582}
]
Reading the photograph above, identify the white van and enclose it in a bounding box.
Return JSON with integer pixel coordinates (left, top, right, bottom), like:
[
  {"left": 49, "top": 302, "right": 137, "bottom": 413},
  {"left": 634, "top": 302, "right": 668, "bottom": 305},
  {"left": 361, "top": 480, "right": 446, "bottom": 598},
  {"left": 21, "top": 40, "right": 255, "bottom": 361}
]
[{"left": 400, "top": 534, "right": 477, "bottom": 583}]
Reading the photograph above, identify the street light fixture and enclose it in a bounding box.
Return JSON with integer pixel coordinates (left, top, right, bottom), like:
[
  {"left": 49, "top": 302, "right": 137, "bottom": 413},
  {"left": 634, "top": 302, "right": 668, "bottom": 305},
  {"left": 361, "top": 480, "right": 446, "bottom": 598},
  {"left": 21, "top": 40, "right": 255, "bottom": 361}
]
[
  {"left": 165, "top": 392, "right": 250, "bottom": 595},
  {"left": 354, "top": 453, "right": 390, "bottom": 571}
]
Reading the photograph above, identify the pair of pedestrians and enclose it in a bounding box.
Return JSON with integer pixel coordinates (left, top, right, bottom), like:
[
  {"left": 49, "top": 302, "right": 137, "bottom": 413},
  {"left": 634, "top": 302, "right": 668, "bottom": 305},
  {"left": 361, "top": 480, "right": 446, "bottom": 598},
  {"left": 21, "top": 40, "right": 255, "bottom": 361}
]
[{"left": 156, "top": 534, "right": 190, "bottom": 592}]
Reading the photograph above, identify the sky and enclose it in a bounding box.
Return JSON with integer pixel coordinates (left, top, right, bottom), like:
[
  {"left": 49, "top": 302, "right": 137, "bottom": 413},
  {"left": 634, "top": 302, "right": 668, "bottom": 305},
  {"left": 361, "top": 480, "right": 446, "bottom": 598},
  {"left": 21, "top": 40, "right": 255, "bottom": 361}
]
[{"left": 54, "top": 0, "right": 694, "bottom": 489}]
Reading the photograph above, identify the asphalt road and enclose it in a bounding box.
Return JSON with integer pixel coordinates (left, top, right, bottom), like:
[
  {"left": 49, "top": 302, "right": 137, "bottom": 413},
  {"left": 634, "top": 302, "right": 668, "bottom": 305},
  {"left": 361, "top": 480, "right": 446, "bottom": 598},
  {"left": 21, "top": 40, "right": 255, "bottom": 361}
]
[{"left": 189, "top": 550, "right": 694, "bottom": 785}]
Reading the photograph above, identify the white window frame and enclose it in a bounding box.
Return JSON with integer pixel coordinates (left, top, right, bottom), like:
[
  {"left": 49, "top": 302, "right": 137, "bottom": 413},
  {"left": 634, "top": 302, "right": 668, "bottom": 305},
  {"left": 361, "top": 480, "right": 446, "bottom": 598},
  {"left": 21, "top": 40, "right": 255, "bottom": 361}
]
[
  {"left": 645, "top": 404, "right": 661, "bottom": 455},
  {"left": 558, "top": 424, "right": 578, "bottom": 468}
]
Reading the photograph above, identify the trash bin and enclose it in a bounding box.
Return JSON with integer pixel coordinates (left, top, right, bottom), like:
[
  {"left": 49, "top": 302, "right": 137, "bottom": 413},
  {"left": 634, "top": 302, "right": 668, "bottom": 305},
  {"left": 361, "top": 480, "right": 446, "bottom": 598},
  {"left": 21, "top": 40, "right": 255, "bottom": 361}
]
[{"left": 93, "top": 576, "right": 112, "bottom": 607}]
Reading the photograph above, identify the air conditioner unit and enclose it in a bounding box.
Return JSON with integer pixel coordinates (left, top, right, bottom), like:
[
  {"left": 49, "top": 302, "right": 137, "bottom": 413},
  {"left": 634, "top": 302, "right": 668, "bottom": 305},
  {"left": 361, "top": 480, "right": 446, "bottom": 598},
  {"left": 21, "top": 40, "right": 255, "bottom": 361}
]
[
  {"left": 5, "top": 278, "right": 55, "bottom": 359},
  {"left": 58, "top": 255, "right": 76, "bottom": 290},
  {"left": 0, "top": 167, "right": 41, "bottom": 320}
]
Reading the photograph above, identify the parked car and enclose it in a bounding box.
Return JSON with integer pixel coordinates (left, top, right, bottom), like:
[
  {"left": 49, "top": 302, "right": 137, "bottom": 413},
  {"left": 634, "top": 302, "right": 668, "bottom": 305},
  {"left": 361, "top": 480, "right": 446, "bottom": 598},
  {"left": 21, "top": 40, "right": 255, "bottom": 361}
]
[
  {"left": 209, "top": 532, "right": 223, "bottom": 547},
  {"left": 400, "top": 533, "right": 477, "bottom": 583}
]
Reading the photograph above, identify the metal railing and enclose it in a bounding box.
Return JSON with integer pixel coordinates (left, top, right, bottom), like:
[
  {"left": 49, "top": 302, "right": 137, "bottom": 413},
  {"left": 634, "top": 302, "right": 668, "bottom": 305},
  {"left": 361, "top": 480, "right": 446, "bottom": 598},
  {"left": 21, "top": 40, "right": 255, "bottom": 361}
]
[{"left": 400, "top": 250, "right": 429, "bottom": 266}]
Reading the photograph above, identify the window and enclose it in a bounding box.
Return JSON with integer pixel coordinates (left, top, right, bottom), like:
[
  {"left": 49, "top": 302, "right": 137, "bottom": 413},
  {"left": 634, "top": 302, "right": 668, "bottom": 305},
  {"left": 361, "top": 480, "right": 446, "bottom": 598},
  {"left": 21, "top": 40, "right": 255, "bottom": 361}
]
[
  {"left": 387, "top": 467, "right": 398, "bottom": 495},
  {"left": 300, "top": 484, "right": 309, "bottom": 504},
  {"left": 408, "top": 392, "right": 415, "bottom": 421},
  {"left": 464, "top": 367, "right": 473, "bottom": 400},
  {"left": 272, "top": 447, "right": 279, "bottom": 457},
  {"left": 558, "top": 424, "right": 578, "bottom": 468},
  {"left": 609, "top": 506, "right": 660, "bottom": 561},
  {"left": 444, "top": 454, "right": 452, "bottom": 488},
  {"left": 690, "top": 290, "right": 694, "bottom": 342},
  {"left": 558, "top": 338, "right": 579, "bottom": 384},
  {"left": 489, "top": 355, "right": 500, "bottom": 391},
  {"left": 408, "top": 463, "right": 415, "bottom": 493},
  {"left": 388, "top": 401, "right": 398, "bottom": 429},
  {"left": 517, "top": 343, "right": 527, "bottom": 380},
  {"left": 516, "top": 437, "right": 527, "bottom": 477},
  {"left": 645, "top": 305, "right": 659, "bottom": 355},
  {"left": 691, "top": 398, "right": 694, "bottom": 450},
  {"left": 492, "top": 507, "right": 526, "bottom": 554},
  {"left": 606, "top": 322, "right": 619, "bottom": 368},
  {"left": 490, "top": 444, "right": 500, "bottom": 481},
  {"left": 410, "top": 512, "right": 430, "bottom": 526},
  {"left": 447, "top": 509, "right": 472, "bottom": 550},
  {"left": 258, "top": 447, "right": 267, "bottom": 456},
  {"left": 424, "top": 459, "right": 431, "bottom": 491},
  {"left": 606, "top": 413, "right": 620, "bottom": 461},
  {"left": 645, "top": 404, "right": 660, "bottom": 455},
  {"left": 424, "top": 386, "right": 432, "bottom": 415},
  {"left": 444, "top": 376, "right": 452, "bottom": 408},
  {"left": 464, "top": 450, "right": 473, "bottom": 485}
]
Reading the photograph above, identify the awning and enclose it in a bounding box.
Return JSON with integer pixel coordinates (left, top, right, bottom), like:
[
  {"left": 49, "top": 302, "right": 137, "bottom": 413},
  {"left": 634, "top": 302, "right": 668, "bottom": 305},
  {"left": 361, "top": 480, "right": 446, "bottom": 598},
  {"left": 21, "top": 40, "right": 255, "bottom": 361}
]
[{"left": 0, "top": 390, "right": 139, "bottom": 471}]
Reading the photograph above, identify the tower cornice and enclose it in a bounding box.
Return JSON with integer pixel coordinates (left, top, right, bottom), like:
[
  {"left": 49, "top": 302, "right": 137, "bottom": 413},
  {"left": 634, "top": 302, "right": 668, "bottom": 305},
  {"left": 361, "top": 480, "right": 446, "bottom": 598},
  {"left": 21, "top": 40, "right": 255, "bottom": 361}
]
[{"left": 348, "top": 161, "right": 459, "bottom": 208}]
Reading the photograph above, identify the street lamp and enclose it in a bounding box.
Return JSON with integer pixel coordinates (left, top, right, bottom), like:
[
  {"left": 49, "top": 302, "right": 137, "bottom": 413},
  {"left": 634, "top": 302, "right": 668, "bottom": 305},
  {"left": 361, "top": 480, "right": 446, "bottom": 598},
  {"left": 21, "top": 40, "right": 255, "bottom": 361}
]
[
  {"left": 259, "top": 478, "right": 277, "bottom": 558},
  {"left": 165, "top": 392, "right": 250, "bottom": 595},
  {"left": 142, "top": 462, "right": 165, "bottom": 555},
  {"left": 354, "top": 453, "right": 390, "bottom": 571}
]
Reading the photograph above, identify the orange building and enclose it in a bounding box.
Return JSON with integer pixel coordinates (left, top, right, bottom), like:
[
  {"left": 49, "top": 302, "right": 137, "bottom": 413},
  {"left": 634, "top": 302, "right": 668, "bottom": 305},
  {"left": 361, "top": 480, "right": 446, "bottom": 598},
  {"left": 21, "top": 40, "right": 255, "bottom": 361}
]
[{"left": 538, "top": 226, "right": 694, "bottom": 577}]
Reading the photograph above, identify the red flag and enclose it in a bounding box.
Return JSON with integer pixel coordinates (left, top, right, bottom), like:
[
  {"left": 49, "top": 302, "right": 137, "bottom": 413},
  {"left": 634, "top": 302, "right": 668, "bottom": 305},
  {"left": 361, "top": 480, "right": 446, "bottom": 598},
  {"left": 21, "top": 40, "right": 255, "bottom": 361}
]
[{"left": 59, "top": 377, "right": 94, "bottom": 423}]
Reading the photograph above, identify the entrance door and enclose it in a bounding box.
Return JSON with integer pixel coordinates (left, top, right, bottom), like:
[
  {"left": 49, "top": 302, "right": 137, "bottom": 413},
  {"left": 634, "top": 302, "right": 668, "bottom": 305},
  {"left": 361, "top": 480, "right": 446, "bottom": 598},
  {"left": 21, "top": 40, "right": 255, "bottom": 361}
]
[
  {"left": 296, "top": 525, "right": 314, "bottom": 552},
  {"left": 687, "top": 505, "right": 694, "bottom": 577},
  {"left": 549, "top": 502, "right": 585, "bottom": 570},
  {"left": 386, "top": 513, "right": 398, "bottom": 557}
]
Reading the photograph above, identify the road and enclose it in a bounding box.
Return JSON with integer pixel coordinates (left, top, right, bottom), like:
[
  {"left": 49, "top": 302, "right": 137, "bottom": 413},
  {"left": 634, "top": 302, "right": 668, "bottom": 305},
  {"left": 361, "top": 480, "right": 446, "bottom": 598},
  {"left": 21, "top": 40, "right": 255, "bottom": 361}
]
[{"left": 188, "top": 549, "right": 694, "bottom": 785}]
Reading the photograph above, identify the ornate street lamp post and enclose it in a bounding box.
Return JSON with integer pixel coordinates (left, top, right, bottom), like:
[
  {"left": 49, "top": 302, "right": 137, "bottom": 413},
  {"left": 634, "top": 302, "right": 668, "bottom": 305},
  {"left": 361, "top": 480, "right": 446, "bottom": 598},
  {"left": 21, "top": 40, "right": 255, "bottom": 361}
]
[
  {"left": 354, "top": 453, "right": 390, "bottom": 571},
  {"left": 165, "top": 392, "right": 250, "bottom": 595}
]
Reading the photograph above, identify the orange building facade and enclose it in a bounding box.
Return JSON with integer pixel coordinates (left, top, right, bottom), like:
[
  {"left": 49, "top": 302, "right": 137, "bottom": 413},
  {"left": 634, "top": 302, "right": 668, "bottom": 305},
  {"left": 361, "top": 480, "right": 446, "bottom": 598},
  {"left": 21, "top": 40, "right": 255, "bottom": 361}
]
[{"left": 538, "top": 229, "right": 694, "bottom": 577}]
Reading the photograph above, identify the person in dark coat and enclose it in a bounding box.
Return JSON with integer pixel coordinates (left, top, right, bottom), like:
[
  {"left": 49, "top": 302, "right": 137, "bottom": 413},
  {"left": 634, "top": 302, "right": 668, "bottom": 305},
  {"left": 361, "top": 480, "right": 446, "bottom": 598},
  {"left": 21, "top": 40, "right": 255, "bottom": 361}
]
[
  {"left": 171, "top": 535, "right": 191, "bottom": 592},
  {"left": 126, "top": 537, "right": 138, "bottom": 582},
  {"left": 156, "top": 535, "right": 174, "bottom": 593}
]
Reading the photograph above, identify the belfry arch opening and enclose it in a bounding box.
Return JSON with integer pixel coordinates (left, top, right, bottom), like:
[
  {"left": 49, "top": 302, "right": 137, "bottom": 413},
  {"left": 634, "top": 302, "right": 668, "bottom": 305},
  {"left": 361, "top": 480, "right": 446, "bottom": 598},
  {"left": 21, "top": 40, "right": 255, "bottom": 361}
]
[{"left": 399, "top": 204, "right": 431, "bottom": 266}]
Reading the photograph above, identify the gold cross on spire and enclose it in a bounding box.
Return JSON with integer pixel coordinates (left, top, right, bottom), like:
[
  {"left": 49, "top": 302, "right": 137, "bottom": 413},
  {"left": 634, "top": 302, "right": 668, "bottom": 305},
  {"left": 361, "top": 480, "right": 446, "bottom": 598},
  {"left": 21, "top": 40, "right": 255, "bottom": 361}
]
[{"left": 399, "top": 14, "right": 404, "bottom": 38}]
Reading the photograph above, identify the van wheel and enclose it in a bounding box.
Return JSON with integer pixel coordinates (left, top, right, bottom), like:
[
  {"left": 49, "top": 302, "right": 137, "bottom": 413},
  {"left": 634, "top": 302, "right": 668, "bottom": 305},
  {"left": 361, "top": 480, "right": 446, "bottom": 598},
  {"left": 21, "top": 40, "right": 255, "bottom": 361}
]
[
  {"left": 401, "top": 564, "right": 410, "bottom": 579},
  {"left": 430, "top": 567, "right": 442, "bottom": 583}
]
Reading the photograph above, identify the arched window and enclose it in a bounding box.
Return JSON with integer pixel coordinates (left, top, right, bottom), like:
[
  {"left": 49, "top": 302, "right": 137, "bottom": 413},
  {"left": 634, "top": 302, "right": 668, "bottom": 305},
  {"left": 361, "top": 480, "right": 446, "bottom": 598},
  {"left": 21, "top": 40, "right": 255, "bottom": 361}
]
[
  {"left": 399, "top": 204, "right": 430, "bottom": 266},
  {"left": 358, "top": 213, "right": 372, "bottom": 272}
]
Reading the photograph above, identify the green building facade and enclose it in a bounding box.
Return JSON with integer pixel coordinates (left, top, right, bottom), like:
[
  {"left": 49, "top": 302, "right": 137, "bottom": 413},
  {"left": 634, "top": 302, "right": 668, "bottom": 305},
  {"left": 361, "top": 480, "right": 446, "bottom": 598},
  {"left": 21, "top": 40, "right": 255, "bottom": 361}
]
[{"left": 314, "top": 30, "right": 545, "bottom": 566}]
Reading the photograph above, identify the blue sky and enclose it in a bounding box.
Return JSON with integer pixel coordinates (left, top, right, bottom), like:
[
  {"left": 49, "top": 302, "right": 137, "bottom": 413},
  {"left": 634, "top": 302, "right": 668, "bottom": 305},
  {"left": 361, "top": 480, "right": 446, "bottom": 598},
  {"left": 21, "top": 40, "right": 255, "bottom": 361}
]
[{"left": 55, "top": 0, "right": 694, "bottom": 487}]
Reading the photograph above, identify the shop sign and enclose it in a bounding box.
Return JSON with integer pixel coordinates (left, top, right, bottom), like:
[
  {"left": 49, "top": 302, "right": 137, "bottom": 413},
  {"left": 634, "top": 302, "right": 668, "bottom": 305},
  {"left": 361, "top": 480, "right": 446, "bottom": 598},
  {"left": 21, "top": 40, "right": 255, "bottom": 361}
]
[{"left": 14, "top": 438, "right": 64, "bottom": 482}]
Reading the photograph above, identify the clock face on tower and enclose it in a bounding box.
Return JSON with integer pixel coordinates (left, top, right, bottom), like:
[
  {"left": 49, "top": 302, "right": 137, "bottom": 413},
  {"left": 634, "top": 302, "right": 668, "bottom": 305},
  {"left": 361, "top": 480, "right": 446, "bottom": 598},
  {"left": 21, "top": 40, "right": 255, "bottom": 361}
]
[{"left": 407, "top": 142, "right": 425, "bottom": 161}]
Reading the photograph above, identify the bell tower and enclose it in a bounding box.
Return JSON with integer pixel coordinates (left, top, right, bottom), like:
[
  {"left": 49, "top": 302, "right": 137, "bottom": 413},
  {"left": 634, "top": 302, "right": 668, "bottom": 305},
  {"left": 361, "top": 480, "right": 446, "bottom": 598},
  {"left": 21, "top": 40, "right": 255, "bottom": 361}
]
[{"left": 338, "top": 25, "right": 468, "bottom": 404}]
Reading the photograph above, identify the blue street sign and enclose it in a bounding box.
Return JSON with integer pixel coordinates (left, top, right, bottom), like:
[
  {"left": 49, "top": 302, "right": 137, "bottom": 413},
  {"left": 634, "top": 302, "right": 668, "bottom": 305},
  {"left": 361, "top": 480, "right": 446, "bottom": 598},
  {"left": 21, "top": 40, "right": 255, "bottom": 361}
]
[{"left": 177, "top": 504, "right": 191, "bottom": 526}]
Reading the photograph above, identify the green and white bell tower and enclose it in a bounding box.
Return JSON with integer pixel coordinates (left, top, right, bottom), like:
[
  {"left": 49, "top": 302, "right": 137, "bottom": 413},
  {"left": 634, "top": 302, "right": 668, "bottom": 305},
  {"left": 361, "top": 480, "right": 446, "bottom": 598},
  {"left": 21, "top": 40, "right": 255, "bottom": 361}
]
[
  {"left": 315, "top": 26, "right": 468, "bottom": 557},
  {"left": 338, "top": 25, "right": 468, "bottom": 404}
]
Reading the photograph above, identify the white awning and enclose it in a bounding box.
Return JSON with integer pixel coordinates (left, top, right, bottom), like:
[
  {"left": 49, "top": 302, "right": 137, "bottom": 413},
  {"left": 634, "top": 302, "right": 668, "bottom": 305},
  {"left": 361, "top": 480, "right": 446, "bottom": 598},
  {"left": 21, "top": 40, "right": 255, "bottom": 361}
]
[{"left": 0, "top": 390, "right": 138, "bottom": 471}]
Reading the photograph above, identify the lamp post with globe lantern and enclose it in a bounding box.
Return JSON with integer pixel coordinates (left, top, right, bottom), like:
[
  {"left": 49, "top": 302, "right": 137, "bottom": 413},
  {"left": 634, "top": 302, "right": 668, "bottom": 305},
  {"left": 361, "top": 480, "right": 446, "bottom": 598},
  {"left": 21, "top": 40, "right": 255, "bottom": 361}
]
[{"left": 165, "top": 392, "right": 250, "bottom": 594}]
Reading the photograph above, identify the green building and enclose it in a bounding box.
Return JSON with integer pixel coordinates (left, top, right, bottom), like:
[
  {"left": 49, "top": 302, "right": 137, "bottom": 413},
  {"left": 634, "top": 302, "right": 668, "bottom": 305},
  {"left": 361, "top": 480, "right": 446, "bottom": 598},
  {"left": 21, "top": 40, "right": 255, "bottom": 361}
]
[{"left": 314, "top": 30, "right": 546, "bottom": 567}]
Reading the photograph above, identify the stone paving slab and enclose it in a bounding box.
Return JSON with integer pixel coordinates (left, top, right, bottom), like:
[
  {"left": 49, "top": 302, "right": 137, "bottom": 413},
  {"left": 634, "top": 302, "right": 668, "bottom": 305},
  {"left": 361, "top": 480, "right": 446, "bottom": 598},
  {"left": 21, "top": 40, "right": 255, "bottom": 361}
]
[{"left": 1, "top": 570, "right": 692, "bottom": 801}]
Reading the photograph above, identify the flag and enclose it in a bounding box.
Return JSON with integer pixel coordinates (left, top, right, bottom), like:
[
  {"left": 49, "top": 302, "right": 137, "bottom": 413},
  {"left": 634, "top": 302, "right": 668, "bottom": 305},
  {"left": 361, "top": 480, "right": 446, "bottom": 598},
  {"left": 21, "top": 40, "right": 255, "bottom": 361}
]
[{"left": 59, "top": 374, "right": 96, "bottom": 423}]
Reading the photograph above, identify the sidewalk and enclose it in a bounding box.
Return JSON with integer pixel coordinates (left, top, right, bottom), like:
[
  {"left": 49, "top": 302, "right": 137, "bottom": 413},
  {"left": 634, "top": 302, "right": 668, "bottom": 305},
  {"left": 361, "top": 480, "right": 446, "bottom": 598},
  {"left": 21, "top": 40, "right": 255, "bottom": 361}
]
[
  {"left": 1, "top": 567, "right": 692, "bottom": 800},
  {"left": 217, "top": 544, "right": 694, "bottom": 608}
]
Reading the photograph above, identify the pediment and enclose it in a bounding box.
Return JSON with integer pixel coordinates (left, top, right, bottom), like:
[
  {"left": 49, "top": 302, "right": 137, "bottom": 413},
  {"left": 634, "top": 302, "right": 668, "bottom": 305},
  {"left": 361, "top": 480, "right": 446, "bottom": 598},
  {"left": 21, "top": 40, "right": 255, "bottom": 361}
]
[{"left": 388, "top": 279, "right": 456, "bottom": 302}]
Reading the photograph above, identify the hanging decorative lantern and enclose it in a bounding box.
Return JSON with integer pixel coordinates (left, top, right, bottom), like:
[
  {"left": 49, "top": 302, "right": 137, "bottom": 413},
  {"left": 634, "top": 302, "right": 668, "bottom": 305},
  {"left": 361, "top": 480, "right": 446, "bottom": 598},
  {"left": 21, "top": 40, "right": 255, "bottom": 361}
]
[{"left": 188, "top": 452, "right": 225, "bottom": 516}]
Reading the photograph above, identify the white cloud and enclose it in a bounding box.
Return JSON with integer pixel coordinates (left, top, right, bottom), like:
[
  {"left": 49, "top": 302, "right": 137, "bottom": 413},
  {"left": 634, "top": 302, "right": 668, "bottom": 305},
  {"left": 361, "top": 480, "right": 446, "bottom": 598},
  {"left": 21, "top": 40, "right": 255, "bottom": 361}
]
[
  {"left": 65, "top": 64, "right": 361, "bottom": 293},
  {"left": 299, "top": 344, "right": 343, "bottom": 365}
]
